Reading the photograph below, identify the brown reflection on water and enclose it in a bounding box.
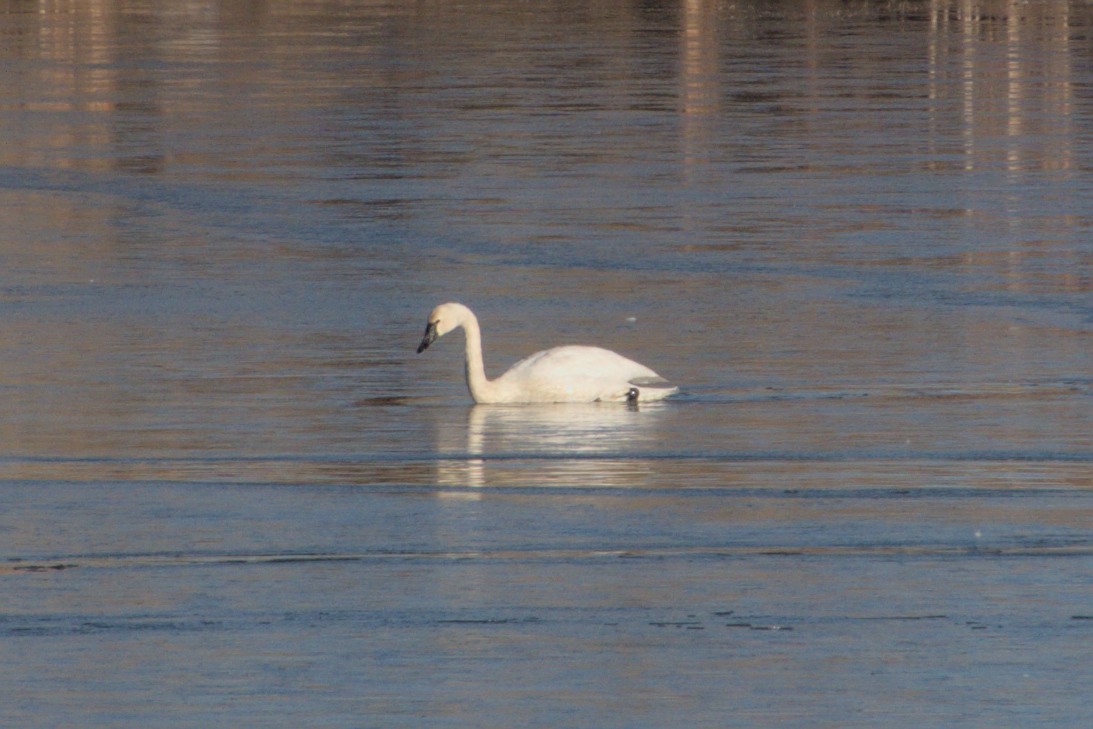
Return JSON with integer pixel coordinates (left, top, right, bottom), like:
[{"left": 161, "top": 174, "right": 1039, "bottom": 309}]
[
  {"left": 927, "top": 0, "right": 1087, "bottom": 310},
  {"left": 0, "top": 0, "right": 1088, "bottom": 470},
  {"left": 927, "top": 0, "right": 1076, "bottom": 174},
  {"left": 3, "top": 0, "right": 1084, "bottom": 173}
]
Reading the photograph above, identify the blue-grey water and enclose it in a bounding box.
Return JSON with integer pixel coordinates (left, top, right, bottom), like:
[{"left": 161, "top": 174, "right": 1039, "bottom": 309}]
[{"left": 1, "top": 1, "right": 1091, "bottom": 727}]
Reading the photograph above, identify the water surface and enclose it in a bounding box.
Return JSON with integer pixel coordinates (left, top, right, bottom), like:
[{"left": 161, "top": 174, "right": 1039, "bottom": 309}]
[{"left": 1, "top": 1, "right": 1090, "bottom": 727}]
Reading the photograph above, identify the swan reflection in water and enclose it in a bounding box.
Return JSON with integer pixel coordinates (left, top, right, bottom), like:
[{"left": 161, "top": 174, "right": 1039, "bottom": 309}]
[{"left": 433, "top": 403, "right": 669, "bottom": 491}]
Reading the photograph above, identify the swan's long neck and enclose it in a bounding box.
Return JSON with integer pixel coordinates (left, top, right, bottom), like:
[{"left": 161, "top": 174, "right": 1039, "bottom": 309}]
[{"left": 459, "top": 310, "right": 500, "bottom": 404}]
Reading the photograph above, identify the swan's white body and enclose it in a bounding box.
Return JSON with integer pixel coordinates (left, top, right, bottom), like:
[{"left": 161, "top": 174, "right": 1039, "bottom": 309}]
[{"left": 417, "top": 302, "right": 677, "bottom": 404}]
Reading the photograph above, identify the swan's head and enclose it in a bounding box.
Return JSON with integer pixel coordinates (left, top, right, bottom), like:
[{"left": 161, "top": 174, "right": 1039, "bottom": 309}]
[{"left": 417, "top": 302, "right": 471, "bottom": 353}]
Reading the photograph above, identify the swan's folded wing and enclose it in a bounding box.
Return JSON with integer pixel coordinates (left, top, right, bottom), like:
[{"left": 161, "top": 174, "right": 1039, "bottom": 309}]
[
  {"left": 628, "top": 376, "right": 675, "bottom": 390},
  {"left": 495, "top": 346, "right": 677, "bottom": 402}
]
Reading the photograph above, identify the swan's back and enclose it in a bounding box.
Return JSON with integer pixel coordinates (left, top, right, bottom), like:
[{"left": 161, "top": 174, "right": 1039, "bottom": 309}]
[{"left": 495, "top": 345, "right": 676, "bottom": 403}]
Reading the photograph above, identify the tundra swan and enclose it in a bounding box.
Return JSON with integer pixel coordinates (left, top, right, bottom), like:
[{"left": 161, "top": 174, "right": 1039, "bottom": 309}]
[{"left": 416, "top": 302, "right": 677, "bottom": 404}]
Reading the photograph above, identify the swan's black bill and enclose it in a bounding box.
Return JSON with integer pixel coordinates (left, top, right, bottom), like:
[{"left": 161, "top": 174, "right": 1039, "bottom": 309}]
[{"left": 417, "top": 322, "right": 438, "bottom": 353}]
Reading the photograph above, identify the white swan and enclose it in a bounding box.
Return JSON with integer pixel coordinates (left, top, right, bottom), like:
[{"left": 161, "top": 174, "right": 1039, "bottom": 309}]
[{"left": 416, "top": 302, "right": 677, "bottom": 404}]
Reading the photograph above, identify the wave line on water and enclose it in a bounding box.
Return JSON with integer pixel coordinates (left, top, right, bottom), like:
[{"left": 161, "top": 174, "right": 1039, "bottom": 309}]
[
  {"left": 1, "top": 449, "right": 1089, "bottom": 466},
  {"left": 7, "top": 542, "right": 1093, "bottom": 575},
  {"left": 2, "top": 447, "right": 1092, "bottom": 464}
]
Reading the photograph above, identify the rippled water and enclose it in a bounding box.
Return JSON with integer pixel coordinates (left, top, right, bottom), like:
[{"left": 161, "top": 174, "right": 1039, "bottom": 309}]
[{"left": 1, "top": 1, "right": 1091, "bottom": 726}]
